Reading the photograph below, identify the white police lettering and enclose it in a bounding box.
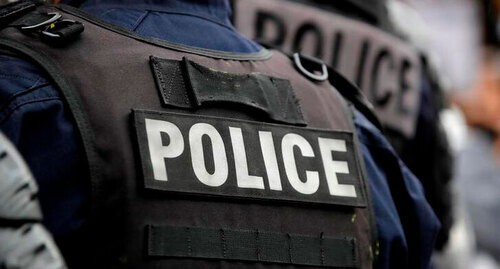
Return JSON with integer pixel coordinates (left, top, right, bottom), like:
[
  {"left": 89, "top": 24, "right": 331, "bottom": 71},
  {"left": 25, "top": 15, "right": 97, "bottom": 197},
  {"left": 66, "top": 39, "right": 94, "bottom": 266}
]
[
  {"left": 145, "top": 119, "right": 184, "bottom": 182},
  {"left": 229, "top": 127, "right": 265, "bottom": 189},
  {"left": 189, "top": 123, "right": 228, "bottom": 187},
  {"left": 282, "top": 133, "right": 320, "bottom": 195},
  {"left": 258, "top": 131, "right": 282, "bottom": 191},
  {"left": 318, "top": 138, "right": 356, "bottom": 198},
  {"left": 138, "top": 113, "right": 362, "bottom": 205}
]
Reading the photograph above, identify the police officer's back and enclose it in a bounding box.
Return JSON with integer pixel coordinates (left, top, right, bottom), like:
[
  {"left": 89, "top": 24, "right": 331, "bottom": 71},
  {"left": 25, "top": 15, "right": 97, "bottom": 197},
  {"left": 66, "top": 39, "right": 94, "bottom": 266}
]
[
  {"left": 0, "top": 0, "right": 439, "bottom": 268},
  {"left": 233, "top": 0, "right": 449, "bottom": 266}
]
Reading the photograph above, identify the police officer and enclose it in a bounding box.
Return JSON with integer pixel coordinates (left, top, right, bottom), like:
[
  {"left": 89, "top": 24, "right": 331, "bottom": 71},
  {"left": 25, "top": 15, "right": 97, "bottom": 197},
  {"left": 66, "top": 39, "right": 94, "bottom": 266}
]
[
  {"left": 233, "top": 0, "right": 451, "bottom": 263},
  {"left": 0, "top": 0, "right": 439, "bottom": 268}
]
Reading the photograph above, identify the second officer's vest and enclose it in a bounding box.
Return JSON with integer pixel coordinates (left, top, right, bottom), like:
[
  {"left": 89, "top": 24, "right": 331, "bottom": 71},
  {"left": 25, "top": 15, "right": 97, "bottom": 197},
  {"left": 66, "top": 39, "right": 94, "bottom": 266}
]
[
  {"left": 233, "top": 0, "right": 422, "bottom": 140},
  {"left": 0, "top": 3, "right": 375, "bottom": 268}
]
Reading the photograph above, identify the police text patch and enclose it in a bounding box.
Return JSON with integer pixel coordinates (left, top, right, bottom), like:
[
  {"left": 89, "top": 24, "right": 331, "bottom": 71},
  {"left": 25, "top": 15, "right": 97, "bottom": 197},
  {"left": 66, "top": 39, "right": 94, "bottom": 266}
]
[{"left": 133, "top": 110, "right": 366, "bottom": 207}]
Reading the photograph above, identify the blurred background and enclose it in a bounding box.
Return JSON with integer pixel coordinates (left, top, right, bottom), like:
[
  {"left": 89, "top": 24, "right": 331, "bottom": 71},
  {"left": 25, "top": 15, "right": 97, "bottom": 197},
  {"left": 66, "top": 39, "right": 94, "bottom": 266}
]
[
  {"left": 382, "top": 0, "right": 500, "bottom": 268},
  {"left": 1, "top": 0, "right": 499, "bottom": 268},
  {"left": 398, "top": 0, "right": 500, "bottom": 269}
]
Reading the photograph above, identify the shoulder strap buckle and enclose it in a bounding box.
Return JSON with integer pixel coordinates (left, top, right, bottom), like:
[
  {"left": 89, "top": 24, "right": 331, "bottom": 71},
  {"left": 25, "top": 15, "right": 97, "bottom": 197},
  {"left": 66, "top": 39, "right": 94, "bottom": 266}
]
[
  {"left": 40, "top": 18, "right": 84, "bottom": 44},
  {"left": 13, "top": 10, "right": 84, "bottom": 45}
]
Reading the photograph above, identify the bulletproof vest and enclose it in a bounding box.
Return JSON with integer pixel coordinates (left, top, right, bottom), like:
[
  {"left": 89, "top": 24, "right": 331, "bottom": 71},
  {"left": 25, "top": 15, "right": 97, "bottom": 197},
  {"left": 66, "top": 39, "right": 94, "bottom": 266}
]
[
  {"left": 233, "top": 0, "right": 455, "bottom": 251},
  {"left": 0, "top": 3, "right": 376, "bottom": 269},
  {"left": 233, "top": 0, "right": 422, "bottom": 141}
]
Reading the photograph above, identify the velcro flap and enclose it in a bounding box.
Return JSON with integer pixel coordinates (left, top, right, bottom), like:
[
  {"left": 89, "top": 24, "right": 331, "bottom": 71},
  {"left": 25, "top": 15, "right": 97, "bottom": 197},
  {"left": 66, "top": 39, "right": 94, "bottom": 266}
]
[
  {"left": 150, "top": 56, "right": 193, "bottom": 109},
  {"left": 183, "top": 58, "right": 305, "bottom": 126},
  {"left": 149, "top": 56, "right": 306, "bottom": 126}
]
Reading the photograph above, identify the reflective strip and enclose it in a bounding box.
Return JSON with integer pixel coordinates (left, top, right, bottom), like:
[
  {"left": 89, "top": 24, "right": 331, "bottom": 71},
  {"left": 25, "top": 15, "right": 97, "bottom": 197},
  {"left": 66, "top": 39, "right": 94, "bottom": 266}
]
[{"left": 147, "top": 225, "right": 358, "bottom": 268}]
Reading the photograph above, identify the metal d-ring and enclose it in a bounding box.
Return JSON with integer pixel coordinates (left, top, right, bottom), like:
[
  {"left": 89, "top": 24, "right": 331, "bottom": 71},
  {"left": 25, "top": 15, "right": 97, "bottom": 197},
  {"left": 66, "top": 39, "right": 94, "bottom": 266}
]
[
  {"left": 21, "top": 12, "right": 62, "bottom": 30},
  {"left": 293, "top": 52, "right": 328, "bottom": 82}
]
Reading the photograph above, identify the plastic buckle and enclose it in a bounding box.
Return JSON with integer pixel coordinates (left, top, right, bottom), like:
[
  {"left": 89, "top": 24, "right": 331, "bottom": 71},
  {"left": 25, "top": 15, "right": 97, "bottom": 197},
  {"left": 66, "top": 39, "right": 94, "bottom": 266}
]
[
  {"left": 40, "top": 19, "right": 84, "bottom": 44},
  {"left": 20, "top": 11, "right": 61, "bottom": 30},
  {"left": 293, "top": 52, "right": 328, "bottom": 82}
]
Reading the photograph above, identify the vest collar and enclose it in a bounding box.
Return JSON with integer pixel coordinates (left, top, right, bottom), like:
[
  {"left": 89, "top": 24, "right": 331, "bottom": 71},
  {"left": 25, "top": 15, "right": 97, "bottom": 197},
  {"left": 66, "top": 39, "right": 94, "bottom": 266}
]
[{"left": 63, "top": 0, "right": 233, "bottom": 25}]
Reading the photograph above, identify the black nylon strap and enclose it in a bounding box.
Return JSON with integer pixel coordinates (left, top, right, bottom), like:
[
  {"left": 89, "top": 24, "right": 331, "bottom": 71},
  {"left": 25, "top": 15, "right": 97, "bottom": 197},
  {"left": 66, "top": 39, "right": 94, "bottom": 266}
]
[
  {"left": 253, "top": 41, "right": 383, "bottom": 131},
  {"left": 149, "top": 56, "right": 306, "bottom": 126},
  {"left": 327, "top": 66, "right": 383, "bottom": 130},
  {"left": 0, "top": 0, "right": 38, "bottom": 27},
  {"left": 293, "top": 53, "right": 383, "bottom": 130},
  {"left": 147, "top": 225, "right": 358, "bottom": 268}
]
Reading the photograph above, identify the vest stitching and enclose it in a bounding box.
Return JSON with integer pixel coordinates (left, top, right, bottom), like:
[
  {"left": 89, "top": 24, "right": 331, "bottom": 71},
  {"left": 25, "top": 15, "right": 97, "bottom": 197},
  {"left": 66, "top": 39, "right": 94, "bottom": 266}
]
[
  {"left": 220, "top": 228, "right": 227, "bottom": 258},
  {"left": 131, "top": 10, "right": 149, "bottom": 32},
  {"left": 186, "top": 227, "right": 192, "bottom": 257},
  {"left": 287, "top": 233, "right": 292, "bottom": 263},
  {"left": 255, "top": 229, "right": 261, "bottom": 261},
  {"left": 320, "top": 232, "right": 325, "bottom": 266}
]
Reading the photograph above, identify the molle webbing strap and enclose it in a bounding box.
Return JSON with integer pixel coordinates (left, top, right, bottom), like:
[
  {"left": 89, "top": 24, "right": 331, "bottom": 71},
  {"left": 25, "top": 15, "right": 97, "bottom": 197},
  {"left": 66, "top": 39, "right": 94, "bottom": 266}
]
[
  {"left": 150, "top": 56, "right": 306, "bottom": 126},
  {"left": 147, "top": 225, "right": 358, "bottom": 268}
]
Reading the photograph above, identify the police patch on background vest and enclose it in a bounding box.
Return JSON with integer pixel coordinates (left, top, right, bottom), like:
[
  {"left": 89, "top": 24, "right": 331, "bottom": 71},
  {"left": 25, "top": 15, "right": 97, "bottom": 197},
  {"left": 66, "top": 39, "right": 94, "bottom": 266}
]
[{"left": 233, "top": 0, "right": 422, "bottom": 138}]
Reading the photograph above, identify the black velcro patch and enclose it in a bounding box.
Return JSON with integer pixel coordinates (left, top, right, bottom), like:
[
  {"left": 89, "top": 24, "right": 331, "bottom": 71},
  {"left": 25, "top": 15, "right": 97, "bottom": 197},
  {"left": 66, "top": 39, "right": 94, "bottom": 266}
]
[
  {"left": 133, "top": 109, "right": 366, "bottom": 208},
  {"left": 149, "top": 56, "right": 306, "bottom": 126},
  {"left": 147, "top": 225, "right": 358, "bottom": 268},
  {"left": 150, "top": 57, "right": 193, "bottom": 109}
]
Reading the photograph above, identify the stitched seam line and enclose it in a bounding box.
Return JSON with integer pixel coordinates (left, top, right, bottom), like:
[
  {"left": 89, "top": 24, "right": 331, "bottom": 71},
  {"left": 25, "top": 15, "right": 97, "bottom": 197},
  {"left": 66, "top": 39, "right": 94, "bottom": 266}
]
[
  {"left": 0, "top": 73, "right": 42, "bottom": 82},
  {"left": 82, "top": 5, "right": 231, "bottom": 29},
  {"left": 0, "top": 81, "right": 51, "bottom": 111},
  {"left": 0, "top": 97, "right": 61, "bottom": 125},
  {"left": 131, "top": 10, "right": 149, "bottom": 31}
]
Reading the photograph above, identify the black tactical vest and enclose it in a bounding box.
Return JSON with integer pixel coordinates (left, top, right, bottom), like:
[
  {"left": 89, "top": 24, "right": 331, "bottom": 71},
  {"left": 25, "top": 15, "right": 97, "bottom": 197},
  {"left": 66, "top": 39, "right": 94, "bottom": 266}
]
[
  {"left": 232, "top": 0, "right": 455, "bottom": 250},
  {"left": 0, "top": 3, "right": 376, "bottom": 268}
]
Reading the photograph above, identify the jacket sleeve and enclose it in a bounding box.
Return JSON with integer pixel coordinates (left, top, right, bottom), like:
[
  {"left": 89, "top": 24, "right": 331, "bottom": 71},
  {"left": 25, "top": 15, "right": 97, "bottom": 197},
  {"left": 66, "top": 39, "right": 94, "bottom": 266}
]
[
  {"left": 354, "top": 110, "right": 441, "bottom": 269},
  {"left": 0, "top": 131, "right": 67, "bottom": 269},
  {"left": 0, "top": 55, "right": 91, "bottom": 255}
]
